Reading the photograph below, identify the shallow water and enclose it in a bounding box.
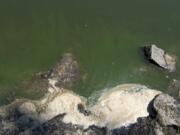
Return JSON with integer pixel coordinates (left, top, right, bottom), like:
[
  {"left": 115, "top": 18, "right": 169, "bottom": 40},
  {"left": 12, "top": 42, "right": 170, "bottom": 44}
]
[{"left": 0, "top": 0, "right": 180, "bottom": 105}]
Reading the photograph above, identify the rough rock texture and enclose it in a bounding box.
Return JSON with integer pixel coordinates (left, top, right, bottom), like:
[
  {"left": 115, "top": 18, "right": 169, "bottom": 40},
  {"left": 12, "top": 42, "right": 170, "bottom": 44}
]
[
  {"left": 47, "top": 53, "right": 80, "bottom": 89},
  {"left": 112, "top": 94, "right": 180, "bottom": 135},
  {"left": 144, "top": 44, "right": 176, "bottom": 72},
  {"left": 12, "top": 84, "right": 161, "bottom": 129},
  {"left": 0, "top": 86, "right": 179, "bottom": 135},
  {"left": 112, "top": 117, "right": 180, "bottom": 135},
  {"left": 153, "top": 94, "right": 180, "bottom": 127},
  {"left": 168, "top": 79, "right": 180, "bottom": 99},
  {"left": 0, "top": 84, "right": 161, "bottom": 135},
  {"left": 20, "top": 114, "right": 107, "bottom": 135},
  {"left": 112, "top": 117, "right": 157, "bottom": 135}
]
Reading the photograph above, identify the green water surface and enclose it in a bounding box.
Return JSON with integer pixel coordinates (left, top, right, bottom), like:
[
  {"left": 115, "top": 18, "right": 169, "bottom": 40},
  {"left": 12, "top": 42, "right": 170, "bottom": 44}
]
[{"left": 0, "top": 0, "right": 180, "bottom": 105}]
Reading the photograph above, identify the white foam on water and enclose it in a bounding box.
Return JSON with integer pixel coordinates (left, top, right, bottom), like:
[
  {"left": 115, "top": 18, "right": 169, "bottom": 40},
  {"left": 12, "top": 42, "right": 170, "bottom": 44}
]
[
  {"left": 18, "top": 82, "right": 161, "bottom": 130},
  {"left": 90, "top": 84, "right": 161, "bottom": 129}
]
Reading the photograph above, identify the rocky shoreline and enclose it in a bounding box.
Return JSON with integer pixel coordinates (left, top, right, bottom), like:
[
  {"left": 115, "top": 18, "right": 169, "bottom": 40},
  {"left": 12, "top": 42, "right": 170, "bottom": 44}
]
[
  {"left": 0, "top": 53, "right": 180, "bottom": 135},
  {"left": 0, "top": 84, "right": 179, "bottom": 135}
]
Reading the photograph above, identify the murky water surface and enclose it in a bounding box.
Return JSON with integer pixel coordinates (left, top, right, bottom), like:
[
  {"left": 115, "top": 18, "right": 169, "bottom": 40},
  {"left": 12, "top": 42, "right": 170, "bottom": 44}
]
[{"left": 0, "top": 0, "right": 180, "bottom": 104}]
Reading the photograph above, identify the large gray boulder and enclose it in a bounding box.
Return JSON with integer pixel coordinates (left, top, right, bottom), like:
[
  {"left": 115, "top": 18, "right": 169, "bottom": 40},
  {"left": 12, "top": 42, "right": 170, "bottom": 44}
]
[
  {"left": 112, "top": 94, "right": 180, "bottom": 135},
  {"left": 153, "top": 94, "right": 180, "bottom": 127},
  {"left": 144, "top": 45, "right": 176, "bottom": 72}
]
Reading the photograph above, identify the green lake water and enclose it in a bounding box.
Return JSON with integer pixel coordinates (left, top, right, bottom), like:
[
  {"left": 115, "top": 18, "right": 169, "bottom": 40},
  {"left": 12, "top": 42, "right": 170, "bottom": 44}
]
[{"left": 0, "top": 0, "right": 180, "bottom": 105}]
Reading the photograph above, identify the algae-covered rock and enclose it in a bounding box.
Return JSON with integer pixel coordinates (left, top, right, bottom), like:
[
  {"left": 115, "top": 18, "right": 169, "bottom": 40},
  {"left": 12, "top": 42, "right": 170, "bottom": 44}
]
[
  {"left": 43, "top": 53, "right": 80, "bottom": 89},
  {"left": 19, "top": 53, "right": 80, "bottom": 94}
]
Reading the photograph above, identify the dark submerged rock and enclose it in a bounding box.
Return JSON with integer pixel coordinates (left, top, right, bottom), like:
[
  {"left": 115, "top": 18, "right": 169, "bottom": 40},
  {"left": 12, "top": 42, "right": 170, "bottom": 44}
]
[
  {"left": 21, "top": 53, "right": 80, "bottom": 93},
  {"left": 49, "top": 53, "right": 80, "bottom": 88},
  {"left": 0, "top": 113, "right": 106, "bottom": 135},
  {"left": 38, "top": 53, "right": 80, "bottom": 89},
  {"left": 144, "top": 44, "right": 176, "bottom": 72}
]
